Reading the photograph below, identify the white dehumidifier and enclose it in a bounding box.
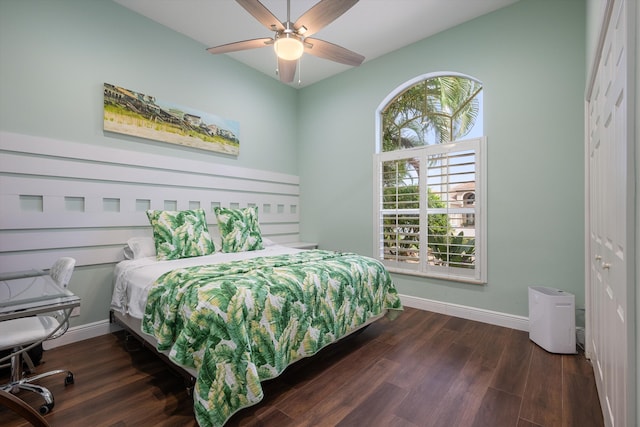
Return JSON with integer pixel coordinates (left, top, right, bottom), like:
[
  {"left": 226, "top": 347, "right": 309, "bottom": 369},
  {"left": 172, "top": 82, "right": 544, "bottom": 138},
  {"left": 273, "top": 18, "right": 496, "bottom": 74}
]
[{"left": 528, "top": 286, "right": 576, "bottom": 354}]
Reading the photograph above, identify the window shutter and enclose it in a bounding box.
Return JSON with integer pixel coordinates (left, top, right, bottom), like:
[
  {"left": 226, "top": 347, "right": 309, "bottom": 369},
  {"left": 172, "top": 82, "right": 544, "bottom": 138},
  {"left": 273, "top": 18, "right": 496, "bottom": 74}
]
[
  {"left": 374, "top": 138, "right": 485, "bottom": 283},
  {"left": 378, "top": 153, "right": 422, "bottom": 271}
]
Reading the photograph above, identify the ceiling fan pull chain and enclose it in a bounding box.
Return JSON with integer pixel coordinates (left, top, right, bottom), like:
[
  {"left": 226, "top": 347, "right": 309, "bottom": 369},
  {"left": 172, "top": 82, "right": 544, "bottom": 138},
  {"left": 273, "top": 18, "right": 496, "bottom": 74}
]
[{"left": 297, "top": 57, "right": 302, "bottom": 86}]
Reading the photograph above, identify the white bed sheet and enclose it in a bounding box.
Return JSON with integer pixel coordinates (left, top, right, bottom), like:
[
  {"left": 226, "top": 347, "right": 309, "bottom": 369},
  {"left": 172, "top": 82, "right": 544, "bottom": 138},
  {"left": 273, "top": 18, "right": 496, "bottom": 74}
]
[{"left": 111, "top": 245, "right": 303, "bottom": 319}]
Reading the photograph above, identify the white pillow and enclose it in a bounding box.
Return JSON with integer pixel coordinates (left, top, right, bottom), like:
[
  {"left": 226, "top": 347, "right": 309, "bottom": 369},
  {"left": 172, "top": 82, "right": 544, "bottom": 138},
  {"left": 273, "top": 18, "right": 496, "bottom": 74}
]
[
  {"left": 123, "top": 237, "right": 157, "bottom": 260},
  {"left": 261, "top": 237, "right": 276, "bottom": 247}
]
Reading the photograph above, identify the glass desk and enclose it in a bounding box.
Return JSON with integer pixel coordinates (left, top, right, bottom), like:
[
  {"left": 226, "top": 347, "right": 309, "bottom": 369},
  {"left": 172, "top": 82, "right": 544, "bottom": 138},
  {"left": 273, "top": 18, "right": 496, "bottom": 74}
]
[{"left": 0, "top": 270, "right": 80, "bottom": 322}]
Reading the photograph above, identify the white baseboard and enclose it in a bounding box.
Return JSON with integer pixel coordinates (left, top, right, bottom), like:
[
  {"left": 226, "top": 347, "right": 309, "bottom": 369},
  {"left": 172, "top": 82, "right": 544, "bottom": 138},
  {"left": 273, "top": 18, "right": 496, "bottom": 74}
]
[
  {"left": 42, "top": 296, "right": 529, "bottom": 350},
  {"left": 400, "top": 294, "right": 529, "bottom": 332},
  {"left": 43, "top": 319, "right": 122, "bottom": 350}
]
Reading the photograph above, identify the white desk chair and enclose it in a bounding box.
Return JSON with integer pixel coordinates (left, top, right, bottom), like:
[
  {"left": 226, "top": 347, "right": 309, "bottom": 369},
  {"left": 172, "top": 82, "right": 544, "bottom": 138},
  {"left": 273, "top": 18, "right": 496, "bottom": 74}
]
[{"left": 0, "top": 257, "right": 76, "bottom": 415}]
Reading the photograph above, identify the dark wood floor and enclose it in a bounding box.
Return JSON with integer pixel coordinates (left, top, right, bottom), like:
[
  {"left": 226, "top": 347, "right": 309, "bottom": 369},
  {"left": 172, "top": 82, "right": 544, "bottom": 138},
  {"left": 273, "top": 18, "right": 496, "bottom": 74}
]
[{"left": 1, "top": 307, "right": 603, "bottom": 427}]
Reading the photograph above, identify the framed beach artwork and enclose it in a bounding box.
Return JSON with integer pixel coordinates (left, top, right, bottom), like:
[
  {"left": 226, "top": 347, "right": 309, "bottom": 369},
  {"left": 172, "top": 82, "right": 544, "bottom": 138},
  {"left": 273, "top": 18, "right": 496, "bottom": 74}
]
[{"left": 103, "top": 83, "right": 239, "bottom": 156}]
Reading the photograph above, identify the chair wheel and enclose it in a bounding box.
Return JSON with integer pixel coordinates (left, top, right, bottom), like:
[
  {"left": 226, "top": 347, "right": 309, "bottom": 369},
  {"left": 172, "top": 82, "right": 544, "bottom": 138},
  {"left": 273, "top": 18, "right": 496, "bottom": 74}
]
[
  {"left": 39, "top": 403, "right": 53, "bottom": 415},
  {"left": 64, "top": 372, "right": 74, "bottom": 385}
]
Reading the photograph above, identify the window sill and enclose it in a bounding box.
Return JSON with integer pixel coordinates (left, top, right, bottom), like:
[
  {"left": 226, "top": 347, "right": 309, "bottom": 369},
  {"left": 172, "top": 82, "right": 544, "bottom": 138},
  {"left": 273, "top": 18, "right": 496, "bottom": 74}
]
[{"left": 385, "top": 266, "right": 486, "bottom": 285}]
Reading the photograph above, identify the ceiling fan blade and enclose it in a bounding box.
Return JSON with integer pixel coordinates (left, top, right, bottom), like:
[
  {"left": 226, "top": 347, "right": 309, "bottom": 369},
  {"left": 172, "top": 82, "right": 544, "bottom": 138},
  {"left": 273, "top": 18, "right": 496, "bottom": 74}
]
[
  {"left": 304, "top": 38, "right": 364, "bottom": 66},
  {"left": 207, "top": 37, "right": 273, "bottom": 54},
  {"left": 278, "top": 58, "right": 297, "bottom": 83},
  {"left": 294, "top": 0, "right": 359, "bottom": 37},
  {"left": 236, "top": 0, "right": 285, "bottom": 32}
]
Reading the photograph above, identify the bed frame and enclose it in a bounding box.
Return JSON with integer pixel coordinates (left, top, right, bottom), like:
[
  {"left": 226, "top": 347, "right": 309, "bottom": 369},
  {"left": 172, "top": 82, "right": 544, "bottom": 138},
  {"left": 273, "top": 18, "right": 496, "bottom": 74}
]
[
  {"left": 110, "top": 306, "right": 384, "bottom": 395},
  {"left": 110, "top": 310, "right": 197, "bottom": 391}
]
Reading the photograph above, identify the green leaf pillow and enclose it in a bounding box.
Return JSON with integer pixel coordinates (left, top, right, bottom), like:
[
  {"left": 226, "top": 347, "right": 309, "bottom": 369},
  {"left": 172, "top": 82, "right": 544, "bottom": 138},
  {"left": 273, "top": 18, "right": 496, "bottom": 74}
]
[
  {"left": 146, "top": 209, "right": 215, "bottom": 260},
  {"left": 214, "top": 206, "right": 264, "bottom": 253}
]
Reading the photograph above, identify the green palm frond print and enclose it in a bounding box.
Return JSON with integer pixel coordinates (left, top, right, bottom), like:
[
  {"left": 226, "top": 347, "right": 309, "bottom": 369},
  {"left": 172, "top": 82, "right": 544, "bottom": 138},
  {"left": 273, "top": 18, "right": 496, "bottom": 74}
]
[
  {"left": 214, "top": 206, "right": 263, "bottom": 253},
  {"left": 147, "top": 209, "right": 215, "bottom": 260},
  {"left": 142, "top": 250, "right": 402, "bottom": 427}
]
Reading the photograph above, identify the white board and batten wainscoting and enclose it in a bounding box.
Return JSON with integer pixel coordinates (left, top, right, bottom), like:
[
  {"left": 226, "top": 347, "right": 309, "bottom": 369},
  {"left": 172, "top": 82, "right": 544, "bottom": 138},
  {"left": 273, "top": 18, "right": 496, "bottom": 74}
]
[{"left": 0, "top": 131, "right": 304, "bottom": 271}]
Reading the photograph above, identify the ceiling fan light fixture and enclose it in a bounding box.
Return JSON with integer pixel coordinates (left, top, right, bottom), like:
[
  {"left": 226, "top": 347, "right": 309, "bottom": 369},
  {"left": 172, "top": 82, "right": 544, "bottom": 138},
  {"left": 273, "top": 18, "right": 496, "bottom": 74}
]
[{"left": 274, "top": 33, "right": 304, "bottom": 61}]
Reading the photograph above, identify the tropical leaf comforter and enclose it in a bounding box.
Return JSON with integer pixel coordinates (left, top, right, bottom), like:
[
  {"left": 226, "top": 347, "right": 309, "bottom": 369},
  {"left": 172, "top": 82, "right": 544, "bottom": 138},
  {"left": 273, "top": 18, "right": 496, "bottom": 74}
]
[{"left": 142, "top": 249, "right": 402, "bottom": 427}]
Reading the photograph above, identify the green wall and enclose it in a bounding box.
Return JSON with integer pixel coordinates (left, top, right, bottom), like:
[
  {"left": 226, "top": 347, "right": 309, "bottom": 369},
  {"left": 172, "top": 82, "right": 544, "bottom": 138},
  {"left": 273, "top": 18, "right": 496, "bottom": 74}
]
[
  {"left": 0, "top": 0, "right": 587, "bottom": 325},
  {"left": 297, "top": 0, "right": 586, "bottom": 318},
  {"left": 0, "top": 0, "right": 299, "bottom": 174}
]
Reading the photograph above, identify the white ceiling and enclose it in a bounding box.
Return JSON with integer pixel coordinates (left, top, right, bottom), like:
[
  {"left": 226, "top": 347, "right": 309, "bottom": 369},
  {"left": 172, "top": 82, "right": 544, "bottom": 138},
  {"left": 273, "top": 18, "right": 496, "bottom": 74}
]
[{"left": 113, "top": 0, "right": 518, "bottom": 87}]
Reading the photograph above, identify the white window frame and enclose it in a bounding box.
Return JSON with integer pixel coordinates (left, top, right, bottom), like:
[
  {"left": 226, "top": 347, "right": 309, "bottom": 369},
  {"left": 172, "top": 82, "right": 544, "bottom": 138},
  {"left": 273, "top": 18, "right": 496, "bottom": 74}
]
[
  {"left": 374, "top": 137, "right": 486, "bottom": 283},
  {"left": 373, "top": 138, "right": 486, "bottom": 284}
]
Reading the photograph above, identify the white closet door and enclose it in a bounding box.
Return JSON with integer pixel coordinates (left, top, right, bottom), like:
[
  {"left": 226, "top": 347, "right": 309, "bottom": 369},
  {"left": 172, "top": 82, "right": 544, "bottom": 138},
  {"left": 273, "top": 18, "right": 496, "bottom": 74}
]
[{"left": 586, "top": 1, "right": 635, "bottom": 426}]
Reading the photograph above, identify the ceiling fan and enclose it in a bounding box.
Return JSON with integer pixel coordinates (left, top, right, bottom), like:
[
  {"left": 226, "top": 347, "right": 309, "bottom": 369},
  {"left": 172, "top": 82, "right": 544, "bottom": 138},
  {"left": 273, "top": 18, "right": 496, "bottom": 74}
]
[{"left": 207, "top": 0, "right": 365, "bottom": 84}]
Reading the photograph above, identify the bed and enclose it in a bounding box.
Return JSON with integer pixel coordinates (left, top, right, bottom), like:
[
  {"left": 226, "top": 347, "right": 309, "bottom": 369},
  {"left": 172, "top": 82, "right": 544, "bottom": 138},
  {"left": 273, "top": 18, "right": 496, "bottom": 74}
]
[{"left": 110, "top": 207, "right": 402, "bottom": 427}]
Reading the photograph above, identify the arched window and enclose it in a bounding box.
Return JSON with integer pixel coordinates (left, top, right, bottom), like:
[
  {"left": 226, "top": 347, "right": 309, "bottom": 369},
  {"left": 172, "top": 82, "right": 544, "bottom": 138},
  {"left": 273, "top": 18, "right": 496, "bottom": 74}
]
[{"left": 374, "top": 73, "right": 486, "bottom": 283}]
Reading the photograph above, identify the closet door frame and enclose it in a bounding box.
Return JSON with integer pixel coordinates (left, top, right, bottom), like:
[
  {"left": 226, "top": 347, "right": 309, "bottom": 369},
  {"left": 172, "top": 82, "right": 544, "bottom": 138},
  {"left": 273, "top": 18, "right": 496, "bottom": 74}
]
[{"left": 584, "top": 1, "right": 636, "bottom": 427}]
